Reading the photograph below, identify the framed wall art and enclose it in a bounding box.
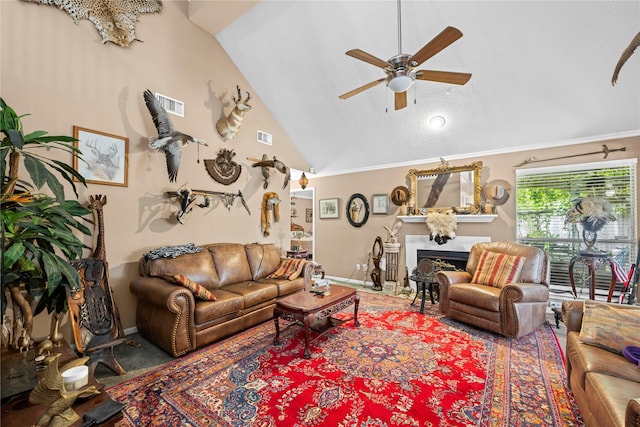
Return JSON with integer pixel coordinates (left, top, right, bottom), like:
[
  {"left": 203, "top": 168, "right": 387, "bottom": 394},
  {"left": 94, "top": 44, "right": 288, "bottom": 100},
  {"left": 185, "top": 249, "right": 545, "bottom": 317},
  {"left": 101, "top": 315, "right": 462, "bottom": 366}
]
[
  {"left": 346, "top": 193, "right": 370, "bottom": 227},
  {"left": 319, "top": 198, "right": 339, "bottom": 219},
  {"left": 372, "top": 194, "right": 390, "bottom": 215},
  {"left": 305, "top": 208, "right": 313, "bottom": 223},
  {"left": 73, "top": 126, "right": 129, "bottom": 187}
]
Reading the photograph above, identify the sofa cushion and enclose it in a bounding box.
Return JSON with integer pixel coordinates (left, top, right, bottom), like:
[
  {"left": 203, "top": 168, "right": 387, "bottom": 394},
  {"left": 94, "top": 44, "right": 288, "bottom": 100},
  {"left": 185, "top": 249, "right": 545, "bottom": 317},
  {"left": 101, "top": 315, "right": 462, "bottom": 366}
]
[
  {"left": 206, "top": 243, "right": 253, "bottom": 286},
  {"left": 194, "top": 289, "right": 244, "bottom": 325},
  {"left": 448, "top": 283, "right": 501, "bottom": 312},
  {"left": 257, "top": 276, "right": 305, "bottom": 297},
  {"left": 585, "top": 372, "right": 640, "bottom": 427},
  {"left": 146, "top": 250, "right": 220, "bottom": 291},
  {"left": 267, "top": 258, "right": 306, "bottom": 280},
  {"left": 580, "top": 300, "right": 640, "bottom": 353},
  {"left": 567, "top": 331, "right": 640, "bottom": 390},
  {"left": 471, "top": 250, "right": 526, "bottom": 287},
  {"left": 223, "top": 281, "right": 278, "bottom": 307},
  {"left": 245, "top": 243, "right": 281, "bottom": 280},
  {"left": 162, "top": 274, "right": 216, "bottom": 301}
]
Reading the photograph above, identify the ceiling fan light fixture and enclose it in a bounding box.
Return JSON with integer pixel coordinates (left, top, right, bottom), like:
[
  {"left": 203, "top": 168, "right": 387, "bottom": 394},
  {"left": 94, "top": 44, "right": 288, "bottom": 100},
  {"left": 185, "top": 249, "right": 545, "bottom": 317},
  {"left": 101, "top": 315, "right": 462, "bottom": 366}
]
[{"left": 388, "top": 75, "right": 414, "bottom": 93}]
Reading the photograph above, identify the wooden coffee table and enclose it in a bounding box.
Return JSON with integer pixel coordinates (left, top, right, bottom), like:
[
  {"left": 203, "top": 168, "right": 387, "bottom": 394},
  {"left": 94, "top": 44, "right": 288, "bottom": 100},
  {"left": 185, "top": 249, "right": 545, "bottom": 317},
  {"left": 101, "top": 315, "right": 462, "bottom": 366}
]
[{"left": 273, "top": 285, "right": 360, "bottom": 359}]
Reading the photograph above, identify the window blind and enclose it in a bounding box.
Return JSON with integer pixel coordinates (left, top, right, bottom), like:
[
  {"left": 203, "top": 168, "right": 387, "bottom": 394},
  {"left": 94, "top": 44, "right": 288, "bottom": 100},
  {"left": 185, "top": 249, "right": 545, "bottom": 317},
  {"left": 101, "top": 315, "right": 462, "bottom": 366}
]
[{"left": 515, "top": 159, "right": 637, "bottom": 301}]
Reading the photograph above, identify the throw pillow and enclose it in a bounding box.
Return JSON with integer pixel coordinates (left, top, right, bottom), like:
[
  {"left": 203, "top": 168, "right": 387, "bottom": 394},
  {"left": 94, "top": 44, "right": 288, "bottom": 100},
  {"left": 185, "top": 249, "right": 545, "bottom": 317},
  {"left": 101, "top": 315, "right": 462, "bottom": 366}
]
[
  {"left": 579, "top": 300, "right": 640, "bottom": 354},
  {"left": 267, "top": 258, "right": 306, "bottom": 280},
  {"left": 162, "top": 274, "right": 216, "bottom": 301},
  {"left": 471, "top": 250, "right": 526, "bottom": 287}
]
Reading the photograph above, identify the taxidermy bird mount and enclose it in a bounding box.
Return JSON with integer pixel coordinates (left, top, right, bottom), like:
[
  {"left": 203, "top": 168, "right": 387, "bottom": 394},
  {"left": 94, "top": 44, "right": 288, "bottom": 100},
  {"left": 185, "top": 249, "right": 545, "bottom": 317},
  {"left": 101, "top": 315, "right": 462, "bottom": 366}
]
[
  {"left": 143, "top": 89, "right": 208, "bottom": 182},
  {"left": 249, "top": 154, "right": 290, "bottom": 189},
  {"left": 384, "top": 220, "right": 403, "bottom": 243},
  {"left": 216, "top": 85, "right": 252, "bottom": 141},
  {"left": 20, "top": 0, "right": 162, "bottom": 47},
  {"left": 29, "top": 354, "right": 101, "bottom": 427},
  {"left": 612, "top": 31, "right": 640, "bottom": 85}
]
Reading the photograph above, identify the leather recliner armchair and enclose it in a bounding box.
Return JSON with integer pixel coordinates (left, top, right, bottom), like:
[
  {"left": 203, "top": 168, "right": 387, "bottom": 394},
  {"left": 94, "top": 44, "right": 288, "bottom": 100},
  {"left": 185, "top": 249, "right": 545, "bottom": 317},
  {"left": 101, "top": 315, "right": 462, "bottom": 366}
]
[{"left": 435, "top": 241, "right": 550, "bottom": 338}]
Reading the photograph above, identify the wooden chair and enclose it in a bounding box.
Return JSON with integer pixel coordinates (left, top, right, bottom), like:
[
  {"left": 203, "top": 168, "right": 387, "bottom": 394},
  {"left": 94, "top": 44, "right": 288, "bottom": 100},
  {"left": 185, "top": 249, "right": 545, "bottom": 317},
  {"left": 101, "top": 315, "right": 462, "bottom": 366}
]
[{"left": 67, "top": 258, "right": 126, "bottom": 376}]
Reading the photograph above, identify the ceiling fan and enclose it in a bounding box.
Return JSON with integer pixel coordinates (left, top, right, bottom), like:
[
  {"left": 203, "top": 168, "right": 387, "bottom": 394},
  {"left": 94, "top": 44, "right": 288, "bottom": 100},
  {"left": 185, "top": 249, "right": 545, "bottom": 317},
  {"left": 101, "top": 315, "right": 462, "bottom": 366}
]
[{"left": 339, "top": 0, "right": 472, "bottom": 110}]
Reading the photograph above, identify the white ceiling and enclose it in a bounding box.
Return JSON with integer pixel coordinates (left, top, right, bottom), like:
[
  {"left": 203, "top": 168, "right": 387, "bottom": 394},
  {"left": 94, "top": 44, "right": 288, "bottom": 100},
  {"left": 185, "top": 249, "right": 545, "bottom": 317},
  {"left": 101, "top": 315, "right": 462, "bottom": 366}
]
[{"left": 189, "top": 1, "right": 640, "bottom": 176}]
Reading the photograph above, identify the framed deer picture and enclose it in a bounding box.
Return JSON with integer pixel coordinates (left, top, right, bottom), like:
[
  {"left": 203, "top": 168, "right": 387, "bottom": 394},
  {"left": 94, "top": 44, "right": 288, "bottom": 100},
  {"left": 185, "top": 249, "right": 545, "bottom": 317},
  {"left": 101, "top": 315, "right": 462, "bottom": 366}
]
[{"left": 73, "top": 126, "right": 129, "bottom": 187}]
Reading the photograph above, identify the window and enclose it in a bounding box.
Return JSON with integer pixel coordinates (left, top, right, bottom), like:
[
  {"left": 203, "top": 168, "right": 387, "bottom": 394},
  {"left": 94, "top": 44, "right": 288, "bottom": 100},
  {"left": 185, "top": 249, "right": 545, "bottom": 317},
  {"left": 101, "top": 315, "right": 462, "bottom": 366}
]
[{"left": 516, "top": 159, "right": 637, "bottom": 301}]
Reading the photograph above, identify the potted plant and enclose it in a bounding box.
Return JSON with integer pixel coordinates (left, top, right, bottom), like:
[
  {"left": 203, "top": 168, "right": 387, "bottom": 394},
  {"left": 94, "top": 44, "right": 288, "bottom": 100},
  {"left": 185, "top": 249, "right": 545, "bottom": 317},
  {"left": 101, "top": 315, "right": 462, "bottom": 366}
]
[{"left": 1, "top": 98, "right": 91, "bottom": 351}]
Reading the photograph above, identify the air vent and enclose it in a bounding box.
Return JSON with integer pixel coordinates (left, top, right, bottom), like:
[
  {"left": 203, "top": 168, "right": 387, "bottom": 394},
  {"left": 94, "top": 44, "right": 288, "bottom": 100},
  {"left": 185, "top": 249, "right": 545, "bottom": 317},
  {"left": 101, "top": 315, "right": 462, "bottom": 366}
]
[
  {"left": 155, "top": 92, "right": 184, "bottom": 117},
  {"left": 257, "top": 130, "right": 272, "bottom": 146}
]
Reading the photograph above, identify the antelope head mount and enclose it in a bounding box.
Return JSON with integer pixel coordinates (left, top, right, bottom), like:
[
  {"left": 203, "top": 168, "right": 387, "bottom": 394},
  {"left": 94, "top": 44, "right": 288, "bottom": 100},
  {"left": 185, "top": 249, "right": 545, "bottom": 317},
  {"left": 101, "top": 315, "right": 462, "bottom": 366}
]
[{"left": 216, "top": 85, "right": 252, "bottom": 141}]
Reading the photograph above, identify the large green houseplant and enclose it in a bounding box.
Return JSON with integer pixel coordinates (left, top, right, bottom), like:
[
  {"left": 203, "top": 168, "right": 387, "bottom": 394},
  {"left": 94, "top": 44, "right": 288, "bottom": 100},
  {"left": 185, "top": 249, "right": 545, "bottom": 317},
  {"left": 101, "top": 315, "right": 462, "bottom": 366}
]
[{"left": 1, "top": 97, "right": 91, "bottom": 350}]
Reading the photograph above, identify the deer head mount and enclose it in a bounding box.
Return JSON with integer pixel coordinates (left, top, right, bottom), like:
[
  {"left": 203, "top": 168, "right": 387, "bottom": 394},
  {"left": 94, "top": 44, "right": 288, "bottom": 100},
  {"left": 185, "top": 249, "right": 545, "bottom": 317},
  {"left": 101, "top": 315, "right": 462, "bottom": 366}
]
[{"left": 216, "top": 85, "right": 251, "bottom": 142}]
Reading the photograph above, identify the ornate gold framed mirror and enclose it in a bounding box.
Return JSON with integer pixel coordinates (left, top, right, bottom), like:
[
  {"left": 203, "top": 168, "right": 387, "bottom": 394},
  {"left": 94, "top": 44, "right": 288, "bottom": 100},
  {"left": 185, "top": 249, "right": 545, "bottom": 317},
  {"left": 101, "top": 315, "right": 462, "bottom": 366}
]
[{"left": 408, "top": 161, "right": 482, "bottom": 213}]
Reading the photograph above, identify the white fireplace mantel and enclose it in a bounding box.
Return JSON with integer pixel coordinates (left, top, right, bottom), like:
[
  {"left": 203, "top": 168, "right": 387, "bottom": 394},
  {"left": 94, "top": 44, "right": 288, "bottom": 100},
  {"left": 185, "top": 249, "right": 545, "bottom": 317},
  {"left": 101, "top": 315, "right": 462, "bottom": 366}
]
[
  {"left": 397, "top": 214, "right": 497, "bottom": 223},
  {"left": 404, "top": 235, "right": 491, "bottom": 290}
]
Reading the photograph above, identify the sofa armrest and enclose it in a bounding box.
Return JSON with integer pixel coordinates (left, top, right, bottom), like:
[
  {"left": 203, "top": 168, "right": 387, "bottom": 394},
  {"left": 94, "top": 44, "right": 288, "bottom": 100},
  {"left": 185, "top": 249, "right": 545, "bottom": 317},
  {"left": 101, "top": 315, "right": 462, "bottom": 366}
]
[
  {"left": 501, "top": 282, "right": 549, "bottom": 303},
  {"left": 130, "top": 276, "right": 195, "bottom": 311},
  {"left": 435, "top": 271, "right": 473, "bottom": 314},
  {"left": 130, "top": 277, "right": 196, "bottom": 356},
  {"left": 627, "top": 398, "right": 640, "bottom": 427},
  {"left": 561, "top": 300, "right": 585, "bottom": 333},
  {"left": 436, "top": 270, "right": 473, "bottom": 286}
]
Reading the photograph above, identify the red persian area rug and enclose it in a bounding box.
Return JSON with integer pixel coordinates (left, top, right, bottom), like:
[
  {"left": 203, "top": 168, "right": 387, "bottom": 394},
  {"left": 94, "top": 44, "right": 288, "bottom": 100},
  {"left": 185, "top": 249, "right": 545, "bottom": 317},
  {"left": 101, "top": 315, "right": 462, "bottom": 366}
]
[{"left": 108, "top": 292, "right": 584, "bottom": 426}]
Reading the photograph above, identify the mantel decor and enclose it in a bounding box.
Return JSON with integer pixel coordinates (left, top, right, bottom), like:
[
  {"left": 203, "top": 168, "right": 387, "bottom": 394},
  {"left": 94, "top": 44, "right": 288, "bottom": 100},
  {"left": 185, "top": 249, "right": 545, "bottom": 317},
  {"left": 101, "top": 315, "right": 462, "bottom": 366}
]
[{"left": 408, "top": 160, "right": 482, "bottom": 214}]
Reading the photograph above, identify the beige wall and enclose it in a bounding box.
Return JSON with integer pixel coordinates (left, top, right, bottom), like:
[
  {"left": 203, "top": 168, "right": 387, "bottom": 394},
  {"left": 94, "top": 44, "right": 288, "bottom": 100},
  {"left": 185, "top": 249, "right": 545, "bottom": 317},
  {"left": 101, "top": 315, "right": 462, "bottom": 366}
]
[
  {"left": 1, "top": 1, "right": 309, "bottom": 339},
  {"left": 293, "top": 136, "right": 639, "bottom": 283}
]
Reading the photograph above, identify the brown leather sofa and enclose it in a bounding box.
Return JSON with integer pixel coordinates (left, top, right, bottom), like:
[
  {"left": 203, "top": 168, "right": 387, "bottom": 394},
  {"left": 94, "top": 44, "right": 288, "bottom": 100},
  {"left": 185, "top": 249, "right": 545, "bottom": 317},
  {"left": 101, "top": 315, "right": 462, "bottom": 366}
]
[
  {"left": 562, "top": 300, "right": 640, "bottom": 427},
  {"left": 130, "top": 243, "right": 311, "bottom": 356},
  {"left": 435, "top": 241, "right": 550, "bottom": 338}
]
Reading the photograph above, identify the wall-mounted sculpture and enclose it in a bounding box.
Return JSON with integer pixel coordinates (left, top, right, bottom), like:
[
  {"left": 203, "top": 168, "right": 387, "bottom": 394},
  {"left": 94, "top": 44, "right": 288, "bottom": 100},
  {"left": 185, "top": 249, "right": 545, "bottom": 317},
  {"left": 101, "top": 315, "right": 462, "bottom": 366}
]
[
  {"left": 612, "top": 31, "right": 640, "bottom": 85},
  {"left": 261, "top": 192, "right": 280, "bottom": 236},
  {"left": 166, "top": 185, "right": 250, "bottom": 224},
  {"left": 21, "top": 0, "right": 162, "bottom": 47},
  {"left": 204, "top": 148, "right": 241, "bottom": 185},
  {"left": 250, "top": 154, "right": 290, "bottom": 189},
  {"left": 216, "top": 85, "right": 251, "bottom": 141},
  {"left": 143, "top": 89, "right": 207, "bottom": 182}
]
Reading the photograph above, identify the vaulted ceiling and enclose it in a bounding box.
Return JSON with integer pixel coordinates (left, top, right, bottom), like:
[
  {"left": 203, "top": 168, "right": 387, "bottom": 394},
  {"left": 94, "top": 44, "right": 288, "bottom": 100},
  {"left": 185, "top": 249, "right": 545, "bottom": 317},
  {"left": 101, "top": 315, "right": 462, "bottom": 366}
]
[{"left": 189, "top": 1, "right": 640, "bottom": 176}]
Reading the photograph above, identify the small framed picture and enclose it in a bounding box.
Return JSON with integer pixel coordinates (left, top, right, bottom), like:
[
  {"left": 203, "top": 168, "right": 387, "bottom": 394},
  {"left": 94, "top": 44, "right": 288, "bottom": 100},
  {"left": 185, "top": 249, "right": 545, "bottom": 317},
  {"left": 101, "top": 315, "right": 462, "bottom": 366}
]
[
  {"left": 372, "top": 194, "right": 390, "bottom": 215},
  {"left": 305, "top": 208, "right": 313, "bottom": 223},
  {"left": 73, "top": 126, "right": 128, "bottom": 187},
  {"left": 319, "top": 198, "right": 339, "bottom": 219}
]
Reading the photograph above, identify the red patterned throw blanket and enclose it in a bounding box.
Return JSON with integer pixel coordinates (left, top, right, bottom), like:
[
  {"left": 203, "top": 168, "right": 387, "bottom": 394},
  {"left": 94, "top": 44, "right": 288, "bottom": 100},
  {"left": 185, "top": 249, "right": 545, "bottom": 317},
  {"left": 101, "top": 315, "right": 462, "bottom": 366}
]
[{"left": 109, "top": 292, "right": 583, "bottom": 426}]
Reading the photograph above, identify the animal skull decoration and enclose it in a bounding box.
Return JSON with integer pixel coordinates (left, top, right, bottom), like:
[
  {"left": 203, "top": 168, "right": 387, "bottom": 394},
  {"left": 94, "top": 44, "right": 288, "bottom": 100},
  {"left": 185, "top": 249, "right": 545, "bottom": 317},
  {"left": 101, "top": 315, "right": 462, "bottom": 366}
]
[{"left": 216, "top": 85, "right": 252, "bottom": 141}]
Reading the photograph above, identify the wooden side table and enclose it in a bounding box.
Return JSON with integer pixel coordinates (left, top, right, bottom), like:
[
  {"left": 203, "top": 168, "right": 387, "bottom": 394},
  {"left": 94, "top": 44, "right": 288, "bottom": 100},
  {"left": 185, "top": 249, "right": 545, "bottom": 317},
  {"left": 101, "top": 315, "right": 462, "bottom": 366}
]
[{"left": 568, "top": 252, "right": 617, "bottom": 301}]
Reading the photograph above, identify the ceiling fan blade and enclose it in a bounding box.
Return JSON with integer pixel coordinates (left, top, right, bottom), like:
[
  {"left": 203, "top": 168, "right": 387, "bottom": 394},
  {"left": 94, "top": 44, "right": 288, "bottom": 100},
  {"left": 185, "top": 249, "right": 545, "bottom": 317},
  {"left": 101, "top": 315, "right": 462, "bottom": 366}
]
[
  {"left": 346, "top": 49, "right": 390, "bottom": 69},
  {"left": 409, "top": 26, "right": 463, "bottom": 67},
  {"left": 415, "top": 70, "right": 472, "bottom": 85},
  {"left": 339, "top": 78, "right": 386, "bottom": 99},
  {"left": 395, "top": 91, "right": 407, "bottom": 110}
]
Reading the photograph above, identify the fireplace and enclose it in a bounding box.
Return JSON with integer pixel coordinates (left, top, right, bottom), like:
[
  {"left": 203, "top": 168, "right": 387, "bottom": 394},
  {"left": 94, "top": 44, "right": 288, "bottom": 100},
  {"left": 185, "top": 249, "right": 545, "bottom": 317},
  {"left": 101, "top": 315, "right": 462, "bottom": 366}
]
[
  {"left": 405, "top": 235, "right": 490, "bottom": 291},
  {"left": 417, "top": 249, "right": 468, "bottom": 271}
]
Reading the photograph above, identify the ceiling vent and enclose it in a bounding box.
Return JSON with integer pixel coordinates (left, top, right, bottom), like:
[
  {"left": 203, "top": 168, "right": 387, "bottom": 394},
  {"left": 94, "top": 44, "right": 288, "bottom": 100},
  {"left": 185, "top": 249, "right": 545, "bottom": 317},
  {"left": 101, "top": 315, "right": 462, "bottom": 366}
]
[
  {"left": 257, "top": 130, "right": 272, "bottom": 146},
  {"left": 155, "top": 92, "right": 184, "bottom": 117}
]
